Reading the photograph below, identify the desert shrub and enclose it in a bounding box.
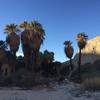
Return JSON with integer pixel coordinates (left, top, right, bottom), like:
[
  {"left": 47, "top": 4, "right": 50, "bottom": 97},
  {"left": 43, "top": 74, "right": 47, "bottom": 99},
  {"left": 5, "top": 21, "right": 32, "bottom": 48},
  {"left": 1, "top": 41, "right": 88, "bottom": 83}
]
[
  {"left": 13, "top": 69, "right": 35, "bottom": 87},
  {"left": 81, "top": 63, "right": 92, "bottom": 73},
  {"left": 0, "top": 76, "right": 13, "bottom": 86},
  {"left": 16, "top": 57, "right": 25, "bottom": 71},
  {"left": 81, "top": 77, "right": 100, "bottom": 90},
  {"left": 82, "top": 70, "right": 100, "bottom": 79},
  {"left": 20, "top": 72, "right": 35, "bottom": 88},
  {"left": 93, "top": 59, "right": 100, "bottom": 71}
]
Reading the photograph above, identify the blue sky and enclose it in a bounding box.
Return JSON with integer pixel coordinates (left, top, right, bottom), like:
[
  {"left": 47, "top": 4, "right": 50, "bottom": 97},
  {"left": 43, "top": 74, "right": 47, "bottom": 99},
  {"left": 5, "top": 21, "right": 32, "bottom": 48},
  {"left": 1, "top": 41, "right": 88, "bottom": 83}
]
[{"left": 0, "top": 0, "right": 100, "bottom": 62}]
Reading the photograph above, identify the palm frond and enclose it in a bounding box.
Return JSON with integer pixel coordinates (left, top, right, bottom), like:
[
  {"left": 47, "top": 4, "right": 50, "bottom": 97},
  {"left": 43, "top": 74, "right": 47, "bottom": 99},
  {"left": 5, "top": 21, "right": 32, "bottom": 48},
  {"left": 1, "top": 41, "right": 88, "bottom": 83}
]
[
  {"left": 20, "top": 21, "right": 30, "bottom": 30},
  {"left": 64, "top": 40, "right": 72, "bottom": 46},
  {"left": 76, "top": 32, "right": 88, "bottom": 49},
  {"left": 31, "top": 20, "right": 45, "bottom": 37},
  {"left": 4, "top": 24, "right": 18, "bottom": 34}
]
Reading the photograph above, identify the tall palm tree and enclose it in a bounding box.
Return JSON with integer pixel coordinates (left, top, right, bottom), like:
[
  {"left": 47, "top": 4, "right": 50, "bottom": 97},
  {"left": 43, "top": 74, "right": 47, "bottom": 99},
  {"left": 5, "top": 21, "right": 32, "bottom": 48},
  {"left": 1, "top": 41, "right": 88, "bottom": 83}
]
[
  {"left": 31, "top": 20, "right": 45, "bottom": 42},
  {"left": 4, "top": 24, "right": 20, "bottom": 73},
  {"left": 20, "top": 21, "right": 31, "bottom": 69},
  {"left": 30, "top": 20, "right": 45, "bottom": 72},
  {"left": 76, "top": 32, "right": 88, "bottom": 77},
  {"left": 64, "top": 40, "right": 74, "bottom": 71},
  {"left": 4, "top": 24, "right": 20, "bottom": 57},
  {"left": 20, "top": 20, "right": 45, "bottom": 72}
]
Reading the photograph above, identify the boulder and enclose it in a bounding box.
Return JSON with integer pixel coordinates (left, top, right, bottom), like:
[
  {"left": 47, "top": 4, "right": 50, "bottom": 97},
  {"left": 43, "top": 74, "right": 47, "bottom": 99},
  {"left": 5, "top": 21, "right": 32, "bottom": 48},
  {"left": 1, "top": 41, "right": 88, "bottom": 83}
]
[{"left": 73, "top": 36, "right": 100, "bottom": 66}]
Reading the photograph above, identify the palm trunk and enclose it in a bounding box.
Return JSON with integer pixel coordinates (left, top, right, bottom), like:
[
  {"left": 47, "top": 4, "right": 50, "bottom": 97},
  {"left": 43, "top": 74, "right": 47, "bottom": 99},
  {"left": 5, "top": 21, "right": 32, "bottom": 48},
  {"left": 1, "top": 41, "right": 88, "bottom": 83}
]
[
  {"left": 78, "top": 48, "right": 81, "bottom": 79},
  {"left": 31, "top": 51, "right": 35, "bottom": 72},
  {"left": 12, "top": 50, "right": 16, "bottom": 73},
  {"left": 70, "top": 58, "right": 73, "bottom": 71},
  {"left": 31, "top": 50, "right": 39, "bottom": 79},
  {"left": 31, "top": 50, "right": 37, "bottom": 73},
  {"left": 34, "top": 51, "right": 38, "bottom": 72},
  {"left": 68, "top": 58, "right": 73, "bottom": 78}
]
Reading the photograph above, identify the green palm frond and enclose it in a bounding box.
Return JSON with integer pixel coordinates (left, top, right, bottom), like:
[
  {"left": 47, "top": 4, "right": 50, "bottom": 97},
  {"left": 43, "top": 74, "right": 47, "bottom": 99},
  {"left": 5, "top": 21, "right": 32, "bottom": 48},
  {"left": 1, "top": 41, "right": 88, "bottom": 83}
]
[
  {"left": 77, "top": 32, "right": 88, "bottom": 41},
  {"left": 31, "top": 20, "right": 45, "bottom": 40},
  {"left": 64, "top": 40, "right": 72, "bottom": 46},
  {"left": 4, "top": 24, "right": 18, "bottom": 34},
  {"left": 77, "top": 32, "right": 88, "bottom": 49},
  {"left": 64, "top": 40, "right": 74, "bottom": 59},
  {"left": 20, "top": 21, "right": 31, "bottom": 30}
]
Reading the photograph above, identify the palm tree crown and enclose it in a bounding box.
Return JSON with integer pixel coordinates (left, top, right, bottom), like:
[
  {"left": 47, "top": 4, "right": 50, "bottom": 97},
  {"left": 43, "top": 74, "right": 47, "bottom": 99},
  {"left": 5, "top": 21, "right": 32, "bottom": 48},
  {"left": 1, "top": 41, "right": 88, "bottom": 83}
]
[
  {"left": 64, "top": 40, "right": 74, "bottom": 59},
  {"left": 31, "top": 20, "right": 45, "bottom": 43},
  {"left": 4, "top": 24, "right": 18, "bottom": 34},
  {"left": 20, "top": 21, "right": 31, "bottom": 30},
  {"left": 76, "top": 32, "right": 88, "bottom": 49},
  {"left": 4, "top": 24, "right": 20, "bottom": 53}
]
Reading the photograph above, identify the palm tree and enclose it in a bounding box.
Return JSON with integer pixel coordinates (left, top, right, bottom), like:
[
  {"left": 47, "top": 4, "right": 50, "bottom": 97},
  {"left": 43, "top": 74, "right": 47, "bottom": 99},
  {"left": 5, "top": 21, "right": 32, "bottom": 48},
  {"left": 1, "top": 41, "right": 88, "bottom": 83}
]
[
  {"left": 64, "top": 40, "right": 74, "bottom": 71},
  {"left": 20, "top": 20, "right": 45, "bottom": 72},
  {"left": 30, "top": 20, "right": 45, "bottom": 72},
  {"left": 4, "top": 24, "right": 20, "bottom": 57},
  {"left": 4, "top": 24, "right": 20, "bottom": 73},
  {"left": 76, "top": 32, "right": 88, "bottom": 77},
  {"left": 20, "top": 21, "right": 31, "bottom": 70},
  {"left": 31, "top": 20, "right": 45, "bottom": 42}
]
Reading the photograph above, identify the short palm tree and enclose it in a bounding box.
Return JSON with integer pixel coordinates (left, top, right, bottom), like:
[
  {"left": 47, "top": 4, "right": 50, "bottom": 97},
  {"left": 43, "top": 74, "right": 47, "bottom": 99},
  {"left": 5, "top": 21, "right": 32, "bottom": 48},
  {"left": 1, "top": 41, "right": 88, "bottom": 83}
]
[
  {"left": 4, "top": 24, "right": 20, "bottom": 57},
  {"left": 64, "top": 40, "right": 74, "bottom": 71},
  {"left": 43, "top": 50, "right": 54, "bottom": 64},
  {"left": 76, "top": 32, "right": 88, "bottom": 77},
  {"left": 42, "top": 50, "right": 54, "bottom": 77}
]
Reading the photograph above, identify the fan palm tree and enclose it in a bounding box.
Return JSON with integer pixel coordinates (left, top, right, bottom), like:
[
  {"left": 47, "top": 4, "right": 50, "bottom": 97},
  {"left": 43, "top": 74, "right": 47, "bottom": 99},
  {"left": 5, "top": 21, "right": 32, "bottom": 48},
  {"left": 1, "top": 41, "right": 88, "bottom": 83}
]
[
  {"left": 76, "top": 32, "right": 88, "bottom": 77},
  {"left": 20, "top": 21, "right": 31, "bottom": 69},
  {"left": 31, "top": 20, "right": 45, "bottom": 42},
  {"left": 64, "top": 40, "right": 74, "bottom": 71},
  {"left": 4, "top": 24, "right": 20, "bottom": 73},
  {"left": 20, "top": 20, "right": 45, "bottom": 72},
  {"left": 30, "top": 20, "right": 45, "bottom": 72},
  {"left": 4, "top": 24, "right": 20, "bottom": 57}
]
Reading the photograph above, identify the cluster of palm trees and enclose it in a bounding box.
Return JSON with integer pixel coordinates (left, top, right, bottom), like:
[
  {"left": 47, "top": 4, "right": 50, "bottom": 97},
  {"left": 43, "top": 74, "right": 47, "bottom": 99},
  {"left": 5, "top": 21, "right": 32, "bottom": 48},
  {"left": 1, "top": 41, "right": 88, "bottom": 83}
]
[
  {"left": 64, "top": 32, "right": 88, "bottom": 79},
  {"left": 0, "top": 20, "right": 88, "bottom": 81},
  {"left": 4, "top": 20, "right": 45, "bottom": 73}
]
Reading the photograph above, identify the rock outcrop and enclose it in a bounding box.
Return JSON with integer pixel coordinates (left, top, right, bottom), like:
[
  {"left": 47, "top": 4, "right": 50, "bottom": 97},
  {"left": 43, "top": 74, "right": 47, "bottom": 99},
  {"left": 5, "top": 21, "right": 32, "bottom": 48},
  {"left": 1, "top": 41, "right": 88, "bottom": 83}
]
[{"left": 73, "top": 36, "right": 100, "bottom": 66}]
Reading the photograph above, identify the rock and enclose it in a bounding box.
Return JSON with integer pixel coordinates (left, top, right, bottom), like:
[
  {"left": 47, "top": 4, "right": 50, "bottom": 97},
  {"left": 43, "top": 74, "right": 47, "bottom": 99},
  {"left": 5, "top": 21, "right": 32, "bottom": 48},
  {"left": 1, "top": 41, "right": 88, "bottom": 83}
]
[{"left": 73, "top": 36, "right": 100, "bottom": 66}]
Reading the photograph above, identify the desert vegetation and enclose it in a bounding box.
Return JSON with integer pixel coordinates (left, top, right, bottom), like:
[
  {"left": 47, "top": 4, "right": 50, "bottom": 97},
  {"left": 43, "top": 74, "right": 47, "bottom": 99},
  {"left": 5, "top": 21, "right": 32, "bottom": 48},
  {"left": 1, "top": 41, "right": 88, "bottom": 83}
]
[{"left": 0, "top": 21, "right": 100, "bottom": 90}]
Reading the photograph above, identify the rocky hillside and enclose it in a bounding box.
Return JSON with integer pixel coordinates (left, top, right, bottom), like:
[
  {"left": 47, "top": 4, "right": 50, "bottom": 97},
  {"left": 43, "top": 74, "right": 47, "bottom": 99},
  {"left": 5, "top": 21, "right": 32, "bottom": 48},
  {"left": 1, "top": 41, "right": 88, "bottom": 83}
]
[{"left": 73, "top": 36, "right": 100, "bottom": 66}]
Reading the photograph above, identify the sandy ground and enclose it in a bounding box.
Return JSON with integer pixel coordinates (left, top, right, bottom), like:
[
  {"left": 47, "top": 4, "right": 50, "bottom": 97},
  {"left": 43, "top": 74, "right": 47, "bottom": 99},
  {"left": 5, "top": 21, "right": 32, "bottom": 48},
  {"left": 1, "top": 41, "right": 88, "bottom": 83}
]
[{"left": 0, "top": 80, "right": 100, "bottom": 100}]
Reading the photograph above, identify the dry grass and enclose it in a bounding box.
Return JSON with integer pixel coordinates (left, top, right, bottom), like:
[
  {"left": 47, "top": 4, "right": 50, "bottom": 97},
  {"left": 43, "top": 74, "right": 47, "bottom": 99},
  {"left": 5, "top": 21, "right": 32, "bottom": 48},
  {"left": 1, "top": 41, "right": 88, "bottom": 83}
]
[{"left": 81, "top": 77, "right": 100, "bottom": 90}]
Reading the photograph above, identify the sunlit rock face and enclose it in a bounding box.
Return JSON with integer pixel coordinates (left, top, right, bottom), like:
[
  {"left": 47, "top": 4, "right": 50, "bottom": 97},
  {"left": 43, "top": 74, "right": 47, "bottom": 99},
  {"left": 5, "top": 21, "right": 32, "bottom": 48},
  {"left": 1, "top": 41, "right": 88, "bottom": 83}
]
[{"left": 73, "top": 36, "right": 100, "bottom": 66}]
